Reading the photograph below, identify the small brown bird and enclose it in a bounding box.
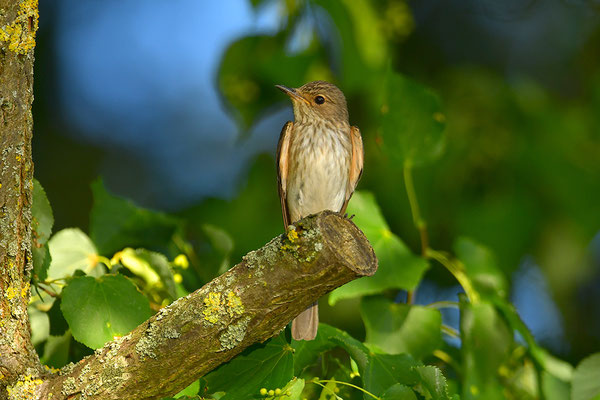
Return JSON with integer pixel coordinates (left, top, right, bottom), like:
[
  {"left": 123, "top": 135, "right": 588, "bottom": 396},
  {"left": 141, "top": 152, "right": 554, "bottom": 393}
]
[{"left": 276, "top": 81, "right": 363, "bottom": 340}]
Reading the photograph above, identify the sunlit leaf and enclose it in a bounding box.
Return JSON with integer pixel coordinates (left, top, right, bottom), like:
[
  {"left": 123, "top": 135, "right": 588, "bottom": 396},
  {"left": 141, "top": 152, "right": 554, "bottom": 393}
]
[
  {"left": 61, "top": 275, "right": 152, "bottom": 349},
  {"left": 115, "top": 248, "right": 177, "bottom": 300},
  {"left": 276, "top": 378, "right": 305, "bottom": 400},
  {"left": 90, "top": 179, "right": 182, "bottom": 255},
  {"left": 28, "top": 305, "right": 49, "bottom": 346},
  {"left": 47, "top": 228, "right": 99, "bottom": 282},
  {"left": 542, "top": 371, "right": 570, "bottom": 400},
  {"left": 379, "top": 70, "right": 445, "bottom": 166},
  {"left": 329, "top": 191, "right": 428, "bottom": 305},
  {"left": 203, "top": 333, "right": 293, "bottom": 400},
  {"left": 572, "top": 353, "right": 600, "bottom": 400},
  {"left": 175, "top": 380, "right": 200, "bottom": 398},
  {"left": 360, "top": 296, "right": 442, "bottom": 359},
  {"left": 338, "top": 0, "right": 387, "bottom": 69}
]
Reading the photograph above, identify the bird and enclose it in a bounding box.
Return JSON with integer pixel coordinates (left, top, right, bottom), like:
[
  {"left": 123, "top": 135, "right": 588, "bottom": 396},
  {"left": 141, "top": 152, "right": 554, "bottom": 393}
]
[{"left": 275, "top": 80, "right": 363, "bottom": 340}]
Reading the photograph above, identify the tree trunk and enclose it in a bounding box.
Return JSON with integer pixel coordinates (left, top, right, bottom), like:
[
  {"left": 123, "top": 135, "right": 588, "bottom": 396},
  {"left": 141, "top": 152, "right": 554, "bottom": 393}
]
[{"left": 0, "top": 0, "right": 42, "bottom": 397}]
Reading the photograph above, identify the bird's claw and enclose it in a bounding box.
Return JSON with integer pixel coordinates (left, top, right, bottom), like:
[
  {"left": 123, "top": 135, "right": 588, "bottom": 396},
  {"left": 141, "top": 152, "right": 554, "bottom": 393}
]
[{"left": 343, "top": 213, "right": 355, "bottom": 220}]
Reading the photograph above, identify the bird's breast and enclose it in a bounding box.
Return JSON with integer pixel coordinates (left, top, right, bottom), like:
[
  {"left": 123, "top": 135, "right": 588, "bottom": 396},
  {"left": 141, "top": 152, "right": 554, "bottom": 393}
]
[{"left": 286, "top": 123, "right": 352, "bottom": 222}]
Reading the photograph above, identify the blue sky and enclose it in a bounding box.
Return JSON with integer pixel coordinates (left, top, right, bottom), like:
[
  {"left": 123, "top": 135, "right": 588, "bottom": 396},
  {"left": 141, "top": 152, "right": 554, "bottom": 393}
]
[{"left": 55, "top": 0, "right": 288, "bottom": 208}]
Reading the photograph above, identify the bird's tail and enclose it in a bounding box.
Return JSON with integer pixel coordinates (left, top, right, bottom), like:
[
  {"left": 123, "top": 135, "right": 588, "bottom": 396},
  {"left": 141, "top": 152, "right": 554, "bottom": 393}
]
[{"left": 291, "top": 302, "right": 318, "bottom": 341}]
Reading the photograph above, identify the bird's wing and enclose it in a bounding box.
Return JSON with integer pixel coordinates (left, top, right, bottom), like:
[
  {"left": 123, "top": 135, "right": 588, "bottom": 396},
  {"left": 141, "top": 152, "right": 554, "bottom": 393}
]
[
  {"left": 340, "top": 125, "right": 364, "bottom": 215},
  {"left": 277, "top": 121, "right": 294, "bottom": 228}
]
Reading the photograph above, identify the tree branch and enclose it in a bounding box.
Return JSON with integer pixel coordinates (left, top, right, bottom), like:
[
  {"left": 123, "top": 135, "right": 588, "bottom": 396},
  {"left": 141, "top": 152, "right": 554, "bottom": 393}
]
[{"left": 38, "top": 211, "right": 377, "bottom": 399}]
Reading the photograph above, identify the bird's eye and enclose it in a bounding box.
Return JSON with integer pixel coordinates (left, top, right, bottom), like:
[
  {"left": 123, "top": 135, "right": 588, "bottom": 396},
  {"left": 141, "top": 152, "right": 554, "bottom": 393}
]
[{"left": 315, "top": 95, "right": 325, "bottom": 105}]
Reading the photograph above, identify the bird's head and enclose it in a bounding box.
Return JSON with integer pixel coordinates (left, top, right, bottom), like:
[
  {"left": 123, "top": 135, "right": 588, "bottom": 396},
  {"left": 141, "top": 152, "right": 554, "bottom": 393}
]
[{"left": 276, "top": 81, "right": 349, "bottom": 125}]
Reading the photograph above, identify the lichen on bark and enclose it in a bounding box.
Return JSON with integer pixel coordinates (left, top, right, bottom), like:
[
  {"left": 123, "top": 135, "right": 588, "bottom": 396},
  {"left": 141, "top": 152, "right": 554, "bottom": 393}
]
[{"left": 0, "top": 0, "right": 42, "bottom": 394}]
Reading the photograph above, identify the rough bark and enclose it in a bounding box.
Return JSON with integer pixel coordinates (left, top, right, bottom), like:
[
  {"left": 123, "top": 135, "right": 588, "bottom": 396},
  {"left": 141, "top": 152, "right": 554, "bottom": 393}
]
[
  {"left": 0, "top": 0, "right": 42, "bottom": 397},
  {"left": 36, "top": 211, "right": 377, "bottom": 399}
]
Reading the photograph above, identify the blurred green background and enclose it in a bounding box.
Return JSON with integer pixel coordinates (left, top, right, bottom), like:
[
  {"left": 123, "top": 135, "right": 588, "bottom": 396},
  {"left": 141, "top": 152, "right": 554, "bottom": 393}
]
[{"left": 32, "top": 0, "right": 600, "bottom": 365}]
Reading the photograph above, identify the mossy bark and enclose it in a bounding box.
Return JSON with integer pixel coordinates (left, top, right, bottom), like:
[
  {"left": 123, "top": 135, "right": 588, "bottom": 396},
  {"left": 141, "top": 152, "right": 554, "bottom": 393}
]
[
  {"left": 0, "top": 0, "right": 42, "bottom": 397},
  {"left": 38, "top": 212, "right": 377, "bottom": 399}
]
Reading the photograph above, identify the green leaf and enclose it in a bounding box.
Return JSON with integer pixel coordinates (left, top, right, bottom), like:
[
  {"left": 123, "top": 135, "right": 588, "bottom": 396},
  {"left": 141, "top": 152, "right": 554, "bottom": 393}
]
[
  {"left": 116, "top": 248, "right": 177, "bottom": 300},
  {"left": 32, "top": 178, "right": 54, "bottom": 245},
  {"left": 459, "top": 299, "right": 512, "bottom": 400},
  {"left": 203, "top": 333, "right": 294, "bottom": 400},
  {"left": 381, "top": 384, "right": 417, "bottom": 400},
  {"left": 272, "top": 378, "right": 305, "bottom": 400},
  {"left": 337, "top": 0, "right": 387, "bottom": 70},
  {"left": 360, "top": 296, "right": 442, "bottom": 359},
  {"left": 175, "top": 380, "right": 200, "bottom": 398},
  {"left": 312, "top": 0, "right": 374, "bottom": 90},
  {"left": 162, "top": 397, "right": 202, "bottom": 400},
  {"left": 47, "top": 297, "right": 69, "bottom": 337},
  {"left": 363, "top": 353, "right": 420, "bottom": 398},
  {"left": 41, "top": 332, "right": 71, "bottom": 368},
  {"left": 90, "top": 179, "right": 182, "bottom": 255},
  {"left": 32, "top": 243, "right": 51, "bottom": 282},
  {"left": 202, "top": 224, "right": 234, "bottom": 275},
  {"left": 542, "top": 371, "right": 570, "bottom": 400},
  {"left": 329, "top": 192, "right": 428, "bottom": 305},
  {"left": 493, "top": 299, "right": 573, "bottom": 381},
  {"left": 292, "top": 324, "right": 370, "bottom": 375},
  {"left": 413, "top": 366, "right": 451, "bottom": 400},
  {"left": 572, "top": 353, "right": 600, "bottom": 400},
  {"left": 47, "top": 228, "right": 99, "bottom": 282},
  {"left": 379, "top": 70, "right": 445, "bottom": 166},
  {"left": 61, "top": 275, "right": 153, "bottom": 349},
  {"left": 454, "top": 237, "right": 507, "bottom": 299},
  {"left": 28, "top": 305, "right": 49, "bottom": 346}
]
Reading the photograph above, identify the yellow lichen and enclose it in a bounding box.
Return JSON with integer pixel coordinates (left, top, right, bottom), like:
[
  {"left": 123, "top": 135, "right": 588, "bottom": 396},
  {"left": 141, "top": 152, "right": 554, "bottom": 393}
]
[
  {"left": 6, "top": 286, "right": 17, "bottom": 300},
  {"left": 21, "top": 282, "right": 30, "bottom": 298},
  {"left": 6, "top": 375, "right": 43, "bottom": 399},
  {"left": 43, "top": 365, "right": 60, "bottom": 374},
  {"left": 203, "top": 292, "right": 222, "bottom": 324},
  {"left": 226, "top": 291, "right": 244, "bottom": 317},
  {"left": 202, "top": 290, "right": 244, "bottom": 325},
  {"left": 286, "top": 227, "right": 299, "bottom": 242},
  {"left": 0, "top": 0, "right": 39, "bottom": 55}
]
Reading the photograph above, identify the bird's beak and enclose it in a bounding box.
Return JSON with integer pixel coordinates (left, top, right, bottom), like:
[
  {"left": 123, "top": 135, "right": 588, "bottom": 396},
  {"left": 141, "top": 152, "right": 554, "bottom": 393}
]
[{"left": 276, "top": 85, "right": 310, "bottom": 105}]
